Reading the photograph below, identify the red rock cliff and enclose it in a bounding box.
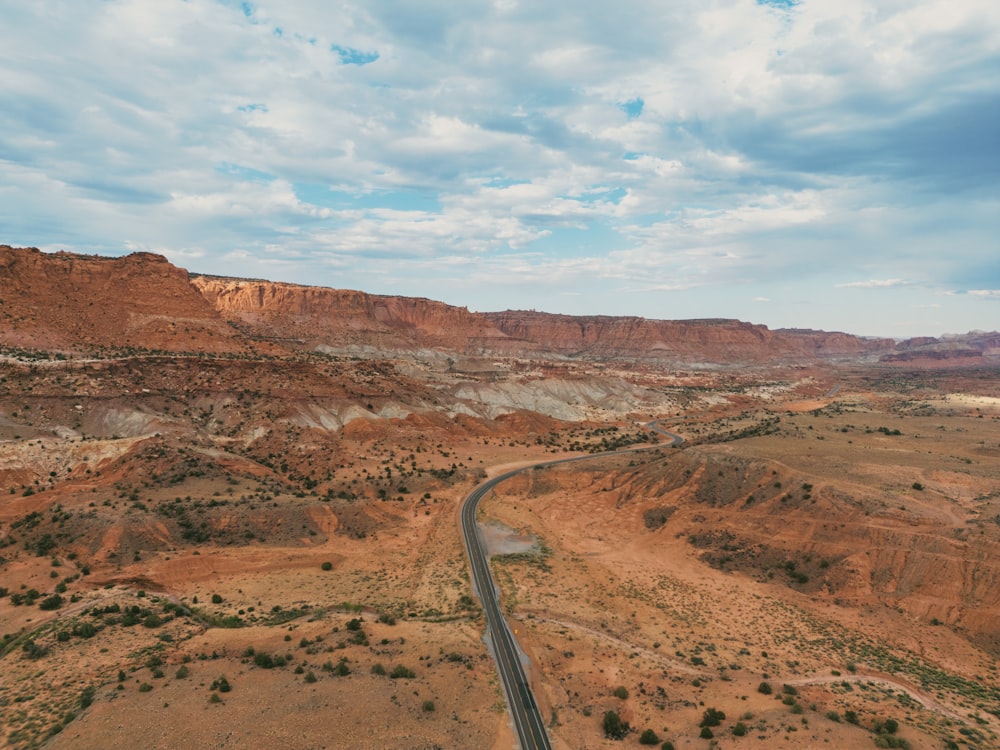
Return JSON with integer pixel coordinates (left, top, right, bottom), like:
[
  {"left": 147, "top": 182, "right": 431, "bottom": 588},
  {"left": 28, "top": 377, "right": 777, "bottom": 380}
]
[{"left": 0, "top": 246, "right": 250, "bottom": 353}]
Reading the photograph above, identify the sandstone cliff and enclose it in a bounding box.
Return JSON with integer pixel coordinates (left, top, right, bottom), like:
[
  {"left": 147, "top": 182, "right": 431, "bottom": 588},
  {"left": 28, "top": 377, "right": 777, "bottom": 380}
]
[
  {"left": 194, "top": 277, "right": 895, "bottom": 364},
  {"left": 483, "top": 311, "right": 893, "bottom": 363},
  {"left": 0, "top": 246, "right": 251, "bottom": 354},
  {"left": 192, "top": 276, "right": 509, "bottom": 352},
  {"left": 4, "top": 246, "right": 991, "bottom": 366}
]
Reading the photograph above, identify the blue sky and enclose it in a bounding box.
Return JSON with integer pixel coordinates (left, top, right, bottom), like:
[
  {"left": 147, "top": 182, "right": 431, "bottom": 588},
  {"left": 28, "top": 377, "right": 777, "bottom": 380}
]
[{"left": 1, "top": 0, "right": 998, "bottom": 338}]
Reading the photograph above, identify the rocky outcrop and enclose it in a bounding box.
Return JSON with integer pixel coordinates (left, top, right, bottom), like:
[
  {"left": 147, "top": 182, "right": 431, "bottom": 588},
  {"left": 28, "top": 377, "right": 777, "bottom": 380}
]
[
  {"left": 0, "top": 246, "right": 250, "bottom": 354},
  {"left": 881, "top": 332, "right": 1000, "bottom": 362},
  {"left": 484, "top": 311, "right": 893, "bottom": 363},
  {"left": 3, "top": 246, "right": 992, "bottom": 366},
  {"left": 192, "top": 276, "right": 509, "bottom": 352},
  {"left": 194, "top": 277, "right": 898, "bottom": 364}
]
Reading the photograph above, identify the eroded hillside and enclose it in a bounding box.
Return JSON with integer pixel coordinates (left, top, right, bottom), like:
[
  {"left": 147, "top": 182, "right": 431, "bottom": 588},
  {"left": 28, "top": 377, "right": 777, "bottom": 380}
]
[{"left": 1, "top": 245, "right": 999, "bottom": 749}]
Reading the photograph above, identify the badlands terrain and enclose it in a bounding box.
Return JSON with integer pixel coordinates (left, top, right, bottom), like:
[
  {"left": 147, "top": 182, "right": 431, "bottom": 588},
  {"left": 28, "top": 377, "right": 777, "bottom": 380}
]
[{"left": 1, "top": 245, "right": 999, "bottom": 749}]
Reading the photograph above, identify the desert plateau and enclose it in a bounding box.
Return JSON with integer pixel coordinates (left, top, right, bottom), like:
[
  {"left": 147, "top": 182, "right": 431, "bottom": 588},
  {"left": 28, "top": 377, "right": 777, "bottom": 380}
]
[{"left": 1, "top": 246, "right": 998, "bottom": 750}]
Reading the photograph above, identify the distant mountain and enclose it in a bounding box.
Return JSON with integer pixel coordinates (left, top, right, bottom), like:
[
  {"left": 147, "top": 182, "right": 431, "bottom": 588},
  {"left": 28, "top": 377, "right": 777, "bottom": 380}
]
[{"left": 2, "top": 245, "right": 995, "bottom": 366}]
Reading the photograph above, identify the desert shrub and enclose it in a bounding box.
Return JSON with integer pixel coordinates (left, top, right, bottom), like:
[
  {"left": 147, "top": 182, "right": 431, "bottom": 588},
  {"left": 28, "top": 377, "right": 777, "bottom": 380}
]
[
  {"left": 874, "top": 737, "right": 910, "bottom": 749},
  {"left": 304, "top": 671, "right": 317, "bottom": 683},
  {"left": 22, "top": 639, "right": 48, "bottom": 659},
  {"left": 39, "top": 594, "right": 64, "bottom": 610},
  {"left": 138, "top": 683, "right": 153, "bottom": 692},
  {"left": 732, "top": 722, "right": 748, "bottom": 736},
  {"left": 142, "top": 613, "right": 162, "bottom": 628},
  {"left": 321, "top": 561, "right": 333, "bottom": 571},
  {"left": 875, "top": 719, "right": 899, "bottom": 735},
  {"left": 700, "top": 707, "right": 725, "bottom": 727},
  {"left": 612, "top": 685, "right": 629, "bottom": 699},
  {"left": 602, "top": 710, "right": 629, "bottom": 740},
  {"left": 211, "top": 593, "right": 223, "bottom": 604},
  {"left": 175, "top": 665, "right": 190, "bottom": 679},
  {"left": 210, "top": 676, "right": 231, "bottom": 693},
  {"left": 371, "top": 663, "right": 386, "bottom": 676},
  {"left": 639, "top": 728, "right": 660, "bottom": 744},
  {"left": 79, "top": 685, "right": 96, "bottom": 709},
  {"left": 422, "top": 700, "right": 435, "bottom": 712},
  {"left": 757, "top": 681, "right": 772, "bottom": 695},
  {"left": 389, "top": 665, "right": 415, "bottom": 679},
  {"left": 699, "top": 727, "right": 713, "bottom": 739}
]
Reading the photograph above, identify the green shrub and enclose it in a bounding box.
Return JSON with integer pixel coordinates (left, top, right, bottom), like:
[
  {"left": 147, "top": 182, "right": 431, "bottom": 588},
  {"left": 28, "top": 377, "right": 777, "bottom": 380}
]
[
  {"left": 602, "top": 710, "right": 629, "bottom": 740},
  {"left": 39, "top": 594, "right": 64, "bottom": 610},
  {"left": 175, "top": 665, "right": 190, "bottom": 679},
  {"left": 79, "top": 686, "right": 96, "bottom": 709},
  {"left": 389, "top": 665, "right": 415, "bottom": 679},
  {"left": 612, "top": 685, "right": 629, "bottom": 699},
  {"left": 321, "top": 561, "right": 333, "bottom": 571},
  {"left": 700, "top": 707, "right": 725, "bottom": 727},
  {"left": 639, "top": 728, "right": 660, "bottom": 744},
  {"left": 422, "top": 700, "right": 435, "bottom": 712},
  {"left": 700, "top": 727, "right": 713, "bottom": 739},
  {"left": 211, "top": 676, "right": 231, "bottom": 693},
  {"left": 138, "top": 683, "right": 153, "bottom": 692},
  {"left": 371, "top": 663, "right": 386, "bottom": 676},
  {"left": 732, "top": 722, "right": 747, "bottom": 736},
  {"left": 757, "top": 681, "right": 772, "bottom": 695}
]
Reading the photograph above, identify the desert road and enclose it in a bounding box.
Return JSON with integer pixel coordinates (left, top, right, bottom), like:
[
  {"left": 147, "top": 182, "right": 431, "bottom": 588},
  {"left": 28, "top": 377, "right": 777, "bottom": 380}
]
[{"left": 460, "top": 422, "right": 683, "bottom": 749}]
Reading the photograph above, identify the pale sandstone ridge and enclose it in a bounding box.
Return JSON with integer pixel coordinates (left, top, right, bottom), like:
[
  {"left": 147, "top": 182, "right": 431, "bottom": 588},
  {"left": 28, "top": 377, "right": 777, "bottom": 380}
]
[{"left": 0, "top": 246, "right": 250, "bottom": 354}]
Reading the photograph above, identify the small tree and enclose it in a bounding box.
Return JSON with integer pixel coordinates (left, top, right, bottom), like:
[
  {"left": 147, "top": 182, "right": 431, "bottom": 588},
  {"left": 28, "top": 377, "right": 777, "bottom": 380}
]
[
  {"left": 700, "top": 707, "right": 725, "bottom": 727},
  {"left": 757, "top": 681, "right": 772, "bottom": 695},
  {"left": 639, "top": 728, "right": 660, "bottom": 745},
  {"left": 602, "top": 710, "right": 629, "bottom": 740}
]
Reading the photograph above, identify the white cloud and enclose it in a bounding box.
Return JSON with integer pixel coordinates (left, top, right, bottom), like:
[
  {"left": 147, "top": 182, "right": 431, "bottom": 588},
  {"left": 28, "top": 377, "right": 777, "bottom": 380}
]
[
  {"left": 836, "top": 279, "right": 911, "bottom": 289},
  {"left": 0, "top": 0, "right": 998, "bottom": 336}
]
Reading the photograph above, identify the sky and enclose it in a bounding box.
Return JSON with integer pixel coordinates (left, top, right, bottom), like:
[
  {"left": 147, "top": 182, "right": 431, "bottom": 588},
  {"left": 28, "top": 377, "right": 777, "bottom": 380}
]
[{"left": 1, "top": 0, "right": 998, "bottom": 338}]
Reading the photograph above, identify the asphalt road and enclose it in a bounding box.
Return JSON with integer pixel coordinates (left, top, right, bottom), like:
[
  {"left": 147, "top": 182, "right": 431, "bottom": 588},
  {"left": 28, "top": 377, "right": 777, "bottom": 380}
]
[{"left": 460, "top": 422, "right": 683, "bottom": 749}]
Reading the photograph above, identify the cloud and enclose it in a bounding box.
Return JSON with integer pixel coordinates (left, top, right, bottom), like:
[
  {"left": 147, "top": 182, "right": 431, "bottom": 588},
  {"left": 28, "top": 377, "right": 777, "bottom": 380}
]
[
  {"left": 836, "top": 279, "right": 911, "bottom": 289},
  {"left": 0, "top": 0, "right": 998, "bottom": 337}
]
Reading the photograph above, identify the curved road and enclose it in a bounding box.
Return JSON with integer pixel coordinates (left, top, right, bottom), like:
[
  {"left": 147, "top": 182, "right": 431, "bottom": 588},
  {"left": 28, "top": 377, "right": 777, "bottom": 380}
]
[{"left": 460, "top": 422, "right": 683, "bottom": 749}]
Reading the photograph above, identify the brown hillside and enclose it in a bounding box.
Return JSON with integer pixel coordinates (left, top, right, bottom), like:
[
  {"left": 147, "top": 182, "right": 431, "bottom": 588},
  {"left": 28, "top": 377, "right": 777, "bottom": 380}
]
[{"left": 0, "top": 246, "right": 258, "bottom": 355}]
